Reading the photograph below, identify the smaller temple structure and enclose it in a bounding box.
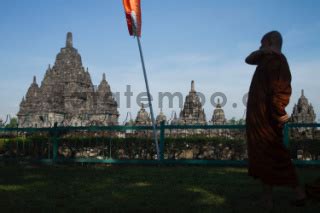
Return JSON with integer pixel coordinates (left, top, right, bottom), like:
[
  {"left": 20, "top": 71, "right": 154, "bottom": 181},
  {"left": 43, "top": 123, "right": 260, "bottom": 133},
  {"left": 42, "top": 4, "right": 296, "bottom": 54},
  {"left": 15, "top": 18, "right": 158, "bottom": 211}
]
[
  {"left": 135, "top": 104, "right": 151, "bottom": 126},
  {"left": 210, "top": 98, "right": 227, "bottom": 125},
  {"left": 170, "top": 112, "right": 179, "bottom": 125},
  {"left": 156, "top": 109, "right": 167, "bottom": 125},
  {"left": 291, "top": 90, "right": 316, "bottom": 123},
  {"left": 178, "top": 81, "right": 206, "bottom": 125},
  {"left": 209, "top": 98, "right": 228, "bottom": 136},
  {"left": 290, "top": 89, "right": 316, "bottom": 139}
]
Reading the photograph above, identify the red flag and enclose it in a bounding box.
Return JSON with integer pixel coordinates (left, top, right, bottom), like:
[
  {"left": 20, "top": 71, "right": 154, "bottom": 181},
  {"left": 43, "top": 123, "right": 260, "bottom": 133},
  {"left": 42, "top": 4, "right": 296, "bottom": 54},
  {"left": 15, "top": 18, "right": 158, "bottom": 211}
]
[{"left": 123, "top": 0, "right": 142, "bottom": 37}]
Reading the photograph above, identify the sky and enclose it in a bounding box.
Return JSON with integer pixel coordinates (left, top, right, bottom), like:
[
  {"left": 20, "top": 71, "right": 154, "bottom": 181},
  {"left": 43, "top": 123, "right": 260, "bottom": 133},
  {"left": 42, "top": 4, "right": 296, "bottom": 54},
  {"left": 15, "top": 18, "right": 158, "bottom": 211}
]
[{"left": 0, "top": 0, "right": 319, "bottom": 124}]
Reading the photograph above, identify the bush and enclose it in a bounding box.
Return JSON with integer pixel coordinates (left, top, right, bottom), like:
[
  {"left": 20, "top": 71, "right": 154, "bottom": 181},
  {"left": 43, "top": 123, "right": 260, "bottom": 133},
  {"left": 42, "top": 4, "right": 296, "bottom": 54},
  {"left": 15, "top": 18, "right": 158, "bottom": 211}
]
[{"left": 0, "top": 134, "right": 247, "bottom": 160}]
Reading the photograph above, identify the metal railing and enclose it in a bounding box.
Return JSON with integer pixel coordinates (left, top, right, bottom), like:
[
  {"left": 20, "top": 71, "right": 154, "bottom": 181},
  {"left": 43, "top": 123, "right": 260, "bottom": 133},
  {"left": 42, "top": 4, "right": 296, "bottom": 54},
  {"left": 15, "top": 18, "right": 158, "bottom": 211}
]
[{"left": 0, "top": 122, "right": 319, "bottom": 166}]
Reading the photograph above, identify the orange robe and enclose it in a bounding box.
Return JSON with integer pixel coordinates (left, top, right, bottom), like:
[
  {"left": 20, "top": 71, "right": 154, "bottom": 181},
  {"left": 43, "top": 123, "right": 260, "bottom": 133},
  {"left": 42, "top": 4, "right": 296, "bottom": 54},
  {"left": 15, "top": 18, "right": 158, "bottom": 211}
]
[{"left": 246, "top": 53, "right": 298, "bottom": 187}]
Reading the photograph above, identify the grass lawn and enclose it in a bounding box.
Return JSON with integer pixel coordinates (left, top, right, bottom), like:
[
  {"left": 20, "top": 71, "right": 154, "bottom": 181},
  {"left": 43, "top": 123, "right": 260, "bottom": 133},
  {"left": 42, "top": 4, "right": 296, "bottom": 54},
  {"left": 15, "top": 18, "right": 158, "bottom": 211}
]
[{"left": 0, "top": 165, "right": 319, "bottom": 212}]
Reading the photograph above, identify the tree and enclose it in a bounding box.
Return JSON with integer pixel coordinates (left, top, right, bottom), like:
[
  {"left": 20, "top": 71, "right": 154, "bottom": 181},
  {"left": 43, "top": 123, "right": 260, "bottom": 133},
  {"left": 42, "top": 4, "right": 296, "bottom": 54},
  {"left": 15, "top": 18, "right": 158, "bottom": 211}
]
[
  {"left": 229, "top": 117, "right": 236, "bottom": 125},
  {"left": 5, "top": 117, "right": 18, "bottom": 128},
  {"left": 228, "top": 117, "right": 245, "bottom": 125},
  {"left": 238, "top": 118, "right": 245, "bottom": 125}
]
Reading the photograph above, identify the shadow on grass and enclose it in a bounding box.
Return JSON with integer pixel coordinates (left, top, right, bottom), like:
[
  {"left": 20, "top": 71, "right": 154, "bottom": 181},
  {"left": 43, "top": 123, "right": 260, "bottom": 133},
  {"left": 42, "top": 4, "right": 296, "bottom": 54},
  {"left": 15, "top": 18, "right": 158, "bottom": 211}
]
[{"left": 0, "top": 165, "right": 319, "bottom": 212}]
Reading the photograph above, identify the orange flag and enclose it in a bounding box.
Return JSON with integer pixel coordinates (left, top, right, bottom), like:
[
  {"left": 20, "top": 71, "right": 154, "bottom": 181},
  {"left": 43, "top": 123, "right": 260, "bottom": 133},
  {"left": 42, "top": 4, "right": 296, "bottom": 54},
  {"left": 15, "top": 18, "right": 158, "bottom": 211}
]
[{"left": 123, "top": 0, "right": 142, "bottom": 37}]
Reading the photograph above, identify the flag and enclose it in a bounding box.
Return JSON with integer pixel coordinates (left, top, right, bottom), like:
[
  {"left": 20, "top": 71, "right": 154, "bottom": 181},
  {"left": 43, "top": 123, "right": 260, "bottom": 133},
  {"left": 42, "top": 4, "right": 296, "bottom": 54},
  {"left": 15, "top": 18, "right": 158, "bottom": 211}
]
[{"left": 123, "top": 0, "right": 142, "bottom": 37}]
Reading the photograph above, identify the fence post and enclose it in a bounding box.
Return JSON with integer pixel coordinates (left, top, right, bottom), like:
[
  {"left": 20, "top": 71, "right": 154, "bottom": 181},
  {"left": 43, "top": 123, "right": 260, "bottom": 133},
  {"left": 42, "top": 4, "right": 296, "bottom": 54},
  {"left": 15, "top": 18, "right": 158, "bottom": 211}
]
[
  {"left": 283, "top": 123, "right": 289, "bottom": 148},
  {"left": 159, "top": 121, "right": 165, "bottom": 161},
  {"left": 52, "top": 124, "right": 59, "bottom": 163},
  {"left": 48, "top": 141, "right": 50, "bottom": 159}
]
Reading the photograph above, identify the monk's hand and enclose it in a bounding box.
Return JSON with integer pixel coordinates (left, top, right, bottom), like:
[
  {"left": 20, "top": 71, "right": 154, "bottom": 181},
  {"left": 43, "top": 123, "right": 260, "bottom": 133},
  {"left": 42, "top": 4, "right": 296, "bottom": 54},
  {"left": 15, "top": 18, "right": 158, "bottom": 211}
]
[
  {"left": 278, "top": 114, "right": 289, "bottom": 123},
  {"left": 259, "top": 47, "right": 274, "bottom": 55}
]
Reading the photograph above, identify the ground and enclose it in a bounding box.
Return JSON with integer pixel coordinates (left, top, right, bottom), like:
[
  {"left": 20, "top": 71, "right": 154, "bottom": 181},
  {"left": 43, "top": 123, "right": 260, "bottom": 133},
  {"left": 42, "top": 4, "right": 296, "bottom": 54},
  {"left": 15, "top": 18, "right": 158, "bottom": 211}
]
[{"left": 0, "top": 165, "right": 319, "bottom": 212}]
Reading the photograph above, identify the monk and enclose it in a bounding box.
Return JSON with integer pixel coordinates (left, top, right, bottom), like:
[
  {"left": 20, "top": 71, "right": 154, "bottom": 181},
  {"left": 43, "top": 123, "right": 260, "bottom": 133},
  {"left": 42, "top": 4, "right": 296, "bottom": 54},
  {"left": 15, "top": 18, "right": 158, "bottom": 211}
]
[{"left": 245, "top": 31, "right": 306, "bottom": 208}]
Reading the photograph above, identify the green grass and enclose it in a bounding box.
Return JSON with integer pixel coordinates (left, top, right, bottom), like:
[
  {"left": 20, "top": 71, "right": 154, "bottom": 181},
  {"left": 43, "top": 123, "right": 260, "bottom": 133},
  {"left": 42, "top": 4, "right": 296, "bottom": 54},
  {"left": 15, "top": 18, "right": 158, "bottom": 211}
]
[{"left": 0, "top": 165, "right": 319, "bottom": 212}]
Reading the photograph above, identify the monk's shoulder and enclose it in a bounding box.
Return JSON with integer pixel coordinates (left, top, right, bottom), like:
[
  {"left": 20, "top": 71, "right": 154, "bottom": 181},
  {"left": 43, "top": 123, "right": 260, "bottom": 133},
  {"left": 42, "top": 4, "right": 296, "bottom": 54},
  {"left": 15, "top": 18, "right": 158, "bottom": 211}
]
[{"left": 263, "top": 54, "right": 289, "bottom": 69}]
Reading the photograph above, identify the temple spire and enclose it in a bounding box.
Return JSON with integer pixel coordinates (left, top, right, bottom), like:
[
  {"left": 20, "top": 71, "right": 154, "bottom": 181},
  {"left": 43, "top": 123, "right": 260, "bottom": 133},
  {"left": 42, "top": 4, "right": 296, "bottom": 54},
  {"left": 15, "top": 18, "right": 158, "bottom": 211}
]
[
  {"left": 46, "top": 64, "right": 51, "bottom": 74},
  {"left": 301, "top": 89, "right": 304, "bottom": 97},
  {"left": 217, "top": 98, "right": 221, "bottom": 108},
  {"left": 33, "top": 76, "right": 36, "bottom": 84},
  {"left": 191, "top": 80, "right": 195, "bottom": 92},
  {"left": 102, "top": 73, "right": 106, "bottom": 81},
  {"left": 159, "top": 108, "right": 164, "bottom": 115},
  {"left": 66, "top": 32, "right": 73, "bottom": 48}
]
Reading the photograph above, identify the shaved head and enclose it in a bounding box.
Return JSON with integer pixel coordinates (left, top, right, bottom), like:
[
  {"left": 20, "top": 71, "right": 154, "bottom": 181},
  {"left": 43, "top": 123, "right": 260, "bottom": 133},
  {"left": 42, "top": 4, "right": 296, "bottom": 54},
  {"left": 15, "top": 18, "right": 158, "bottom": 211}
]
[{"left": 261, "top": 31, "right": 283, "bottom": 53}]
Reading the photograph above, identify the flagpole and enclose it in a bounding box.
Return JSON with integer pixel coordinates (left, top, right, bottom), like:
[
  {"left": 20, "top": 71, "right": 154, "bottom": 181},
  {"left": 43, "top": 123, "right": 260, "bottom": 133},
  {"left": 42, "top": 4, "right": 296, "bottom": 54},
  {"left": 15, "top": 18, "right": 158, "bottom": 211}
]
[
  {"left": 136, "top": 36, "right": 160, "bottom": 160},
  {"left": 124, "top": 4, "right": 160, "bottom": 160}
]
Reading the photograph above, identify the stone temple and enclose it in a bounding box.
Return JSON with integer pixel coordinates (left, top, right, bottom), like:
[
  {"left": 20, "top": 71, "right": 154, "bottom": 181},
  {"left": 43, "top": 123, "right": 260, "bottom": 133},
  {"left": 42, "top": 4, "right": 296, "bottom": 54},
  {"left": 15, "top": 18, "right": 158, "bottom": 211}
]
[
  {"left": 156, "top": 109, "right": 167, "bottom": 125},
  {"left": 290, "top": 90, "right": 316, "bottom": 123},
  {"left": 178, "top": 81, "right": 207, "bottom": 125},
  {"left": 170, "top": 112, "right": 179, "bottom": 125},
  {"left": 134, "top": 104, "right": 151, "bottom": 126},
  {"left": 210, "top": 98, "right": 227, "bottom": 125},
  {"left": 18, "top": 32, "right": 119, "bottom": 127},
  {"left": 290, "top": 89, "right": 316, "bottom": 139}
]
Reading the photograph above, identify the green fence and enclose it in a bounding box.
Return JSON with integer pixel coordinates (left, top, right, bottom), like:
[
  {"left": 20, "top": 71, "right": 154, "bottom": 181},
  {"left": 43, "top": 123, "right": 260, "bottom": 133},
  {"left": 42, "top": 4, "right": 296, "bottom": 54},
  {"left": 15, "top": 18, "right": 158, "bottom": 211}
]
[{"left": 0, "top": 123, "right": 319, "bottom": 166}]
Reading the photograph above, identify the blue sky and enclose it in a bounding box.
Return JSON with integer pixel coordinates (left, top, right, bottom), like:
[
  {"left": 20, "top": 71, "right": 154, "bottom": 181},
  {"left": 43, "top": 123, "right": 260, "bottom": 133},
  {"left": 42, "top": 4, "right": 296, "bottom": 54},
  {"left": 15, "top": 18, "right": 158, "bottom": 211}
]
[{"left": 0, "top": 0, "right": 319, "bottom": 123}]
